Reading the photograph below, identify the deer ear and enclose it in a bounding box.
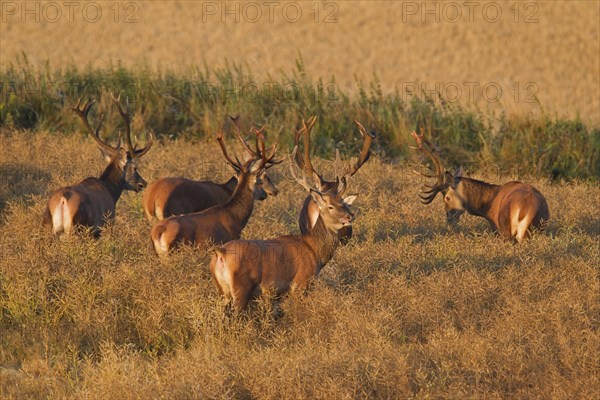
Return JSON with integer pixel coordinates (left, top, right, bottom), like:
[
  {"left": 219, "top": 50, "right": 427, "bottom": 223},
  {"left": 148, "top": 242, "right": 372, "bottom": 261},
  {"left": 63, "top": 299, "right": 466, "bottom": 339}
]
[
  {"left": 455, "top": 166, "right": 464, "bottom": 178},
  {"left": 446, "top": 169, "right": 461, "bottom": 188},
  {"left": 343, "top": 194, "right": 357, "bottom": 205},
  {"left": 249, "top": 160, "right": 262, "bottom": 173},
  {"left": 310, "top": 189, "right": 326, "bottom": 207},
  {"left": 445, "top": 171, "right": 454, "bottom": 184},
  {"left": 98, "top": 147, "right": 113, "bottom": 163}
]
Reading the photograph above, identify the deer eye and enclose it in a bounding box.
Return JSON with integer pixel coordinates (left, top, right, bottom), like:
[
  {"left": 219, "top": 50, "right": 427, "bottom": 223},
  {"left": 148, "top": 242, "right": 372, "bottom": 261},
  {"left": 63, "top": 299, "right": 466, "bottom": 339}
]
[
  {"left": 328, "top": 205, "right": 335, "bottom": 210},
  {"left": 445, "top": 195, "right": 451, "bottom": 202}
]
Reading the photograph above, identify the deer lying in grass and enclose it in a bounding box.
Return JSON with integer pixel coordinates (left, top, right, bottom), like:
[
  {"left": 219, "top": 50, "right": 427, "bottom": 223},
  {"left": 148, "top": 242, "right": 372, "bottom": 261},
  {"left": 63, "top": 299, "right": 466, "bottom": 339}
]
[
  {"left": 142, "top": 117, "right": 278, "bottom": 221},
  {"left": 43, "top": 95, "right": 152, "bottom": 236},
  {"left": 210, "top": 146, "right": 358, "bottom": 312},
  {"left": 412, "top": 130, "right": 549, "bottom": 242},
  {"left": 150, "top": 123, "right": 280, "bottom": 256},
  {"left": 294, "top": 116, "right": 374, "bottom": 244}
]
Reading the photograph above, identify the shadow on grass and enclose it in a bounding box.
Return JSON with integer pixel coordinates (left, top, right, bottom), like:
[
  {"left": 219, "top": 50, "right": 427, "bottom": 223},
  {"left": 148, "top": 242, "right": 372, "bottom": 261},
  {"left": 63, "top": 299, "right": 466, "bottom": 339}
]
[{"left": 0, "top": 162, "right": 51, "bottom": 217}]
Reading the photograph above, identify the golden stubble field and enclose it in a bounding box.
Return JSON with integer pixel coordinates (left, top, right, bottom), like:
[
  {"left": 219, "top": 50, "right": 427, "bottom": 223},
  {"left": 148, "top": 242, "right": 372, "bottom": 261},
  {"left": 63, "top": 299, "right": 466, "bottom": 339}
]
[
  {"left": 1, "top": 1, "right": 599, "bottom": 124},
  {"left": 0, "top": 130, "right": 599, "bottom": 398}
]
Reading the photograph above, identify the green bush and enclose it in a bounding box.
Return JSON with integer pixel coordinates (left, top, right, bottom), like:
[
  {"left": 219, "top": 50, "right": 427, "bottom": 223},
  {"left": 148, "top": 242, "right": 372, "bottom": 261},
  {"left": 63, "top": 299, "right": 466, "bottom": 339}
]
[{"left": 1, "top": 55, "right": 598, "bottom": 179}]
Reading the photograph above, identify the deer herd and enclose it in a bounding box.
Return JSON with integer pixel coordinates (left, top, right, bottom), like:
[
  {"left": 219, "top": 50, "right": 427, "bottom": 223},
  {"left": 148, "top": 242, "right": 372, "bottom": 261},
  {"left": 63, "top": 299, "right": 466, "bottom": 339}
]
[{"left": 42, "top": 96, "right": 550, "bottom": 312}]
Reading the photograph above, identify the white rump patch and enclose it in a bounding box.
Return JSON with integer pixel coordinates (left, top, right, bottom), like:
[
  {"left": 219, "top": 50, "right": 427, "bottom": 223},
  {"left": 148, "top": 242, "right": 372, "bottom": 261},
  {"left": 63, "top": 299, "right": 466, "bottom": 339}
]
[
  {"left": 214, "top": 253, "right": 233, "bottom": 297},
  {"left": 153, "top": 233, "right": 169, "bottom": 256},
  {"left": 511, "top": 207, "right": 532, "bottom": 242},
  {"left": 52, "top": 197, "right": 71, "bottom": 234}
]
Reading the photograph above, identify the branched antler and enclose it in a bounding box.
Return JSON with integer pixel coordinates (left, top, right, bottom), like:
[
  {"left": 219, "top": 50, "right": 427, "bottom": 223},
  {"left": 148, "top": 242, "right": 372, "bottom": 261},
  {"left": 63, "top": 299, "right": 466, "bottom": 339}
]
[
  {"left": 411, "top": 128, "right": 448, "bottom": 204},
  {"left": 72, "top": 98, "right": 114, "bottom": 155}
]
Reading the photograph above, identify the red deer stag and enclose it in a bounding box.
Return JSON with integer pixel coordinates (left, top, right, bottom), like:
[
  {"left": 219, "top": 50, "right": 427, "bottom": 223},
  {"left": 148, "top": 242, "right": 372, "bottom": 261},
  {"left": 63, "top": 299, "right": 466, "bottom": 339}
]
[
  {"left": 142, "top": 117, "right": 278, "bottom": 221},
  {"left": 411, "top": 130, "right": 549, "bottom": 242},
  {"left": 294, "top": 116, "right": 374, "bottom": 244},
  {"left": 150, "top": 123, "right": 280, "bottom": 256},
  {"left": 43, "top": 95, "right": 152, "bottom": 236},
  {"left": 210, "top": 146, "right": 357, "bottom": 312}
]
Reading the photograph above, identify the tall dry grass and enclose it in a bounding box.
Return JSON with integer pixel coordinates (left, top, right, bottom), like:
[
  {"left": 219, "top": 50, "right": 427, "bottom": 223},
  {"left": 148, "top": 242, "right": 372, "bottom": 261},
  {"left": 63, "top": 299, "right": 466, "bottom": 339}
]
[{"left": 0, "top": 130, "right": 598, "bottom": 399}]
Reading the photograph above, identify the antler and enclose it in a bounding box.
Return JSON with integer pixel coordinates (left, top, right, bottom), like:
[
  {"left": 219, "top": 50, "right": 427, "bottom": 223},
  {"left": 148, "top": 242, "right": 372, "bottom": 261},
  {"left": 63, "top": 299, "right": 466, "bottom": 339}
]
[
  {"left": 230, "top": 115, "right": 258, "bottom": 159},
  {"left": 218, "top": 117, "right": 282, "bottom": 172},
  {"left": 216, "top": 130, "right": 243, "bottom": 171},
  {"left": 411, "top": 128, "right": 447, "bottom": 204},
  {"left": 345, "top": 120, "right": 375, "bottom": 177},
  {"left": 336, "top": 120, "right": 376, "bottom": 195},
  {"left": 293, "top": 116, "right": 325, "bottom": 188},
  {"left": 254, "top": 131, "right": 281, "bottom": 170},
  {"left": 71, "top": 98, "right": 116, "bottom": 156},
  {"left": 290, "top": 146, "right": 318, "bottom": 193},
  {"left": 111, "top": 93, "right": 133, "bottom": 153},
  {"left": 111, "top": 93, "right": 153, "bottom": 158}
]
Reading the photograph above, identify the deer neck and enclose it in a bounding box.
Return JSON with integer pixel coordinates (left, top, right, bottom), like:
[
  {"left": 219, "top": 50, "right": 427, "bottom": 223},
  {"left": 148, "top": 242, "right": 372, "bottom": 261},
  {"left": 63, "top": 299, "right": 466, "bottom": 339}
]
[
  {"left": 221, "top": 176, "right": 238, "bottom": 194},
  {"left": 303, "top": 216, "right": 340, "bottom": 272},
  {"left": 99, "top": 161, "right": 125, "bottom": 203},
  {"left": 458, "top": 178, "right": 500, "bottom": 219},
  {"left": 223, "top": 172, "right": 255, "bottom": 229}
]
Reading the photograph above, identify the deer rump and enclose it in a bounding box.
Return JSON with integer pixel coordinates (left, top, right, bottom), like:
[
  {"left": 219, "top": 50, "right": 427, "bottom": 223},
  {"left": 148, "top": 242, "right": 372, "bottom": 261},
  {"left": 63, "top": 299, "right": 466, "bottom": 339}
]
[
  {"left": 211, "top": 237, "right": 320, "bottom": 299},
  {"left": 43, "top": 179, "right": 115, "bottom": 235},
  {"left": 492, "top": 182, "right": 549, "bottom": 239}
]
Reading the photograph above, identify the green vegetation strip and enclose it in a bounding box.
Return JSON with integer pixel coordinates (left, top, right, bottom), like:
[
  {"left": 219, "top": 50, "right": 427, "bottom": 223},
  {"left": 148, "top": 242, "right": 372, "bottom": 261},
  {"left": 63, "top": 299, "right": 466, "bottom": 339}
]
[{"left": 1, "top": 56, "right": 598, "bottom": 179}]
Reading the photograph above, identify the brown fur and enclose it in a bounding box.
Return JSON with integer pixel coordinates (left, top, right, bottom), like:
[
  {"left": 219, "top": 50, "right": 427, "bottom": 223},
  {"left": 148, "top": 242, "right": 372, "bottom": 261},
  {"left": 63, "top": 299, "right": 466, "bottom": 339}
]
[
  {"left": 299, "top": 188, "right": 352, "bottom": 243},
  {"left": 44, "top": 155, "right": 147, "bottom": 236},
  {"left": 210, "top": 190, "right": 356, "bottom": 311},
  {"left": 142, "top": 174, "right": 278, "bottom": 221},
  {"left": 142, "top": 177, "right": 236, "bottom": 221},
  {"left": 150, "top": 168, "right": 266, "bottom": 255},
  {"left": 450, "top": 177, "right": 550, "bottom": 242}
]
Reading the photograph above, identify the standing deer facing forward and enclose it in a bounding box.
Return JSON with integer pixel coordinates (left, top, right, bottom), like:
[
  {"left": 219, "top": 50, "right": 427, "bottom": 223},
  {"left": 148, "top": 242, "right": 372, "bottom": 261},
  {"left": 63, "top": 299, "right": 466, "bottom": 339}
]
[
  {"left": 412, "top": 130, "right": 549, "bottom": 242},
  {"left": 142, "top": 117, "right": 278, "bottom": 221},
  {"left": 150, "top": 122, "right": 281, "bottom": 256},
  {"left": 43, "top": 96, "right": 152, "bottom": 236},
  {"left": 210, "top": 146, "right": 357, "bottom": 312},
  {"left": 294, "top": 116, "right": 374, "bottom": 244}
]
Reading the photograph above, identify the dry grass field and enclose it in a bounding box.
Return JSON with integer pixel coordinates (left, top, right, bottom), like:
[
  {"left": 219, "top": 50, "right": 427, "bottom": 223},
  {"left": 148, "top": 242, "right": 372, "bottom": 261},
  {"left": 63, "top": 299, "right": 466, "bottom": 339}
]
[
  {"left": 1, "top": 0, "right": 599, "bottom": 398},
  {"left": 1, "top": 1, "right": 599, "bottom": 124},
  {"left": 0, "top": 130, "right": 599, "bottom": 399}
]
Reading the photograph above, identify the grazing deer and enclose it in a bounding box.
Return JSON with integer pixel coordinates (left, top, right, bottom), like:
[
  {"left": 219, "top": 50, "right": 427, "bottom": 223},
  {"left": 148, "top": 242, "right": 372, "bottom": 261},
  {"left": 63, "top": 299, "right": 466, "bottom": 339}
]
[
  {"left": 294, "top": 116, "right": 374, "bottom": 244},
  {"left": 150, "top": 123, "right": 280, "bottom": 256},
  {"left": 411, "top": 130, "right": 549, "bottom": 242},
  {"left": 210, "top": 146, "right": 357, "bottom": 312},
  {"left": 43, "top": 96, "right": 152, "bottom": 236},
  {"left": 142, "top": 117, "right": 278, "bottom": 221}
]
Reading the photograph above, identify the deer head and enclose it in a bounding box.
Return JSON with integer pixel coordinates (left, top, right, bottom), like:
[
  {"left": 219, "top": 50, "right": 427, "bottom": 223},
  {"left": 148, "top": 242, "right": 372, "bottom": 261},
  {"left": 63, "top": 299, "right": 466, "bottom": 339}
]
[
  {"left": 72, "top": 94, "right": 153, "bottom": 192},
  {"left": 290, "top": 146, "right": 356, "bottom": 231},
  {"left": 293, "top": 116, "right": 375, "bottom": 196},
  {"left": 411, "top": 129, "right": 465, "bottom": 224},
  {"left": 217, "top": 116, "right": 281, "bottom": 200}
]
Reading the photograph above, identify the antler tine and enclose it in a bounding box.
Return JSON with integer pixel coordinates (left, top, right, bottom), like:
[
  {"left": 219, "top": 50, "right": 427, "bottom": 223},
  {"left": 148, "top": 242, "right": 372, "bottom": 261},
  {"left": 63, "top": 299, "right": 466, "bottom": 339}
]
[
  {"left": 334, "top": 148, "right": 349, "bottom": 182},
  {"left": 411, "top": 129, "right": 448, "bottom": 203},
  {"left": 411, "top": 129, "right": 445, "bottom": 186},
  {"left": 419, "top": 192, "right": 438, "bottom": 204},
  {"left": 255, "top": 130, "right": 268, "bottom": 168},
  {"left": 216, "top": 131, "right": 243, "bottom": 170},
  {"left": 251, "top": 126, "right": 266, "bottom": 158},
  {"left": 289, "top": 146, "right": 316, "bottom": 193},
  {"left": 111, "top": 93, "right": 133, "bottom": 154},
  {"left": 229, "top": 115, "right": 258, "bottom": 158},
  {"left": 348, "top": 120, "right": 375, "bottom": 177},
  {"left": 293, "top": 122, "right": 306, "bottom": 170},
  {"left": 71, "top": 98, "right": 117, "bottom": 156},
  {"left": 301, "top": 116, "right": 317, "bottom": 176},
  {"left": 132, "top": 132, "right": 154, "bottom": 158}
]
